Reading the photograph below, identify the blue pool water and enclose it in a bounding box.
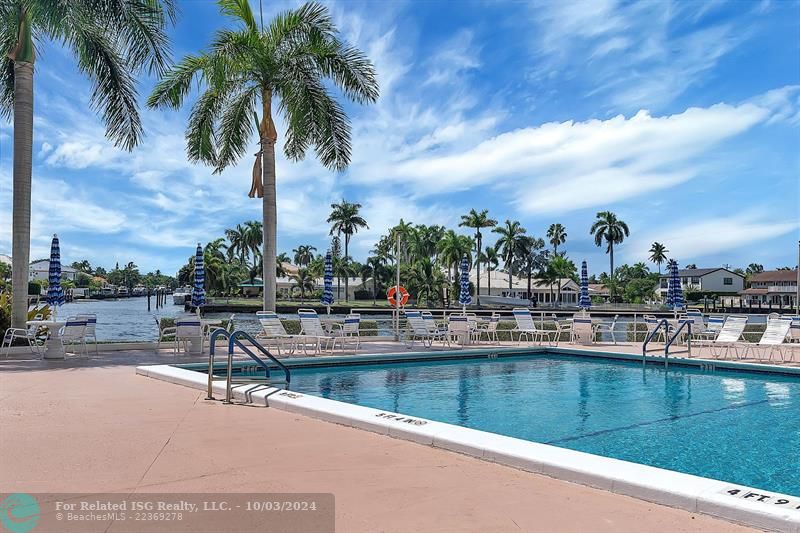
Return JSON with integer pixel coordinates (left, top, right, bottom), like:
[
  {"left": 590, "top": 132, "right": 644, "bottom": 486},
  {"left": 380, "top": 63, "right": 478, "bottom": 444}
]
[{"left": 281, "top": 353, "right": 800, "bottom": 496}]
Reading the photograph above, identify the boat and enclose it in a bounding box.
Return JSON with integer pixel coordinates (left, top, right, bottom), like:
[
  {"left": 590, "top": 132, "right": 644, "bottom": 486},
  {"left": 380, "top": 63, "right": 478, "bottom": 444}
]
[
  {"left": 117, "top": 286, "right": 129, "bottom": 297},
  {"left": 173, "top": 286, "right": 192, "bottom": 305},
  {"left": 132, "top": 285, "right": 147, "bottom": 296}
]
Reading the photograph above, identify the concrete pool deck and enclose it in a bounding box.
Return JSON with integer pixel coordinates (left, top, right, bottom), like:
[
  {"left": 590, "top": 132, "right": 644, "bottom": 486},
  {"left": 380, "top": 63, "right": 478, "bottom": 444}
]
[{"left": 0, "top": 347, "right": 773, "bottom": 532}]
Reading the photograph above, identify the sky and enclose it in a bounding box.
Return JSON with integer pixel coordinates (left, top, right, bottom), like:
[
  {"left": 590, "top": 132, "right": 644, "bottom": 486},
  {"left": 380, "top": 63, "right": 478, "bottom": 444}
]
[{"left": 1, "top": 0, "right": 799, "bottom": 277}]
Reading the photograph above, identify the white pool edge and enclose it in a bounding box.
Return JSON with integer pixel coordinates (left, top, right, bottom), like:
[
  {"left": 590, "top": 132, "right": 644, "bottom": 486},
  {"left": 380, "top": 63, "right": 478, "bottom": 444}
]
[{"left": 137, "top": 363, "right": 800, "bottom": 532}]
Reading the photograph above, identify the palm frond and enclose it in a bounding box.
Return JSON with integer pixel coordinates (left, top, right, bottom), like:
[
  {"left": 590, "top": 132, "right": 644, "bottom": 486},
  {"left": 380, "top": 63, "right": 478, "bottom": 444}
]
[
  {"left": 218, "top": 0, "right": 258, "bottom": 34},
  {"left": 146, "top": 54, "right": 207, "bottom": 109},
  {"left": 215, "top": 84, "right": 258, "bottom": 172},
  {"left": 0, "top": 56, "right": 13, "bottom": 121},
  {"left": 186, "top": 85, "right": 226, "bottom": 165}
]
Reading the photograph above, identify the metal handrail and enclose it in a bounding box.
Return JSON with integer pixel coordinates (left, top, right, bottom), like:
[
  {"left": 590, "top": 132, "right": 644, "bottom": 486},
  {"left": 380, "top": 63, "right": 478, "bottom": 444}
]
[
  {"left": 206, "top": 328, "right": 231, "bottom": 400},
  {"left": 642, "top": 319, "right": 670, "bottom": 366},
  {"left": 225, "top": 330, "right": 291, "bottom": 404},
  {"left": 664, "top": 320, "right": 693, "bottom": 368}
]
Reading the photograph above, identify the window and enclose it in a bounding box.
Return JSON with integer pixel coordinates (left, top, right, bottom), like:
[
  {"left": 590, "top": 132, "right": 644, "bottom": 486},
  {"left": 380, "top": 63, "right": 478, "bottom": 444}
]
[
  {"left": 660, "top": 279, "right": 668, "bottom": 288},
  {"left": 723, "top": 277, "right": 733, "bottom": 285},
  {"left": 691, "top": 277, "right": 700, "bottom": 284}
]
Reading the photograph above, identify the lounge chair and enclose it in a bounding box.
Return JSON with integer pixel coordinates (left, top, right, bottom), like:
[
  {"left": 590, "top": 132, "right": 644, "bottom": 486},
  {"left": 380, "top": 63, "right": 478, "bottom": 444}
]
[
  {"left": 154, "top": 317, "right": 176, "bottom": 352},
  {"left": 331, "top": 314, "right": 361, "bottom": 351},
  {"left": 571, "top": 313, "right": 594, "bottom": 345},
  {"left": 740, "top": 317, "right": 793, "bottom": 362},
  {"left": 694, "top": 315, "right": 725, "bottom": 342},
  {"left": 76, "top": 313, "right": 98, "bottom": 354},
  {"left": 788, "top": 316, "right": 800, "bottom": 344},
  {"left": 511, "top": 308, "right": 554, "bottom": 345},
  {"left": 174, "top": 319, "right": 203, "bottom": 355},
  {"left": 446, "top": 315, "right": 470, "bottom": 347},
  {"left": 708, "top": 316, "right": 748, "bottom": 359},
  {"left": 61, "top": 317, "right": 88, "bottom": 356},
  {"left": 2, "top": 323, "right": 45, "bottom": 358},
  {"left": 405, "top": 312, "right": 448, "bottom": 347},
  {"left": 593, "top": 314, "right": 619, "bottom": 344},
  {"left": 297, "top": 309, "right": 335, "bottom": 354},
  {"left": 255, "top": 311, "right": 298, "bottom": 355},
  {"left": 475, "top": 313, "right": 501, "bottom": 344}
]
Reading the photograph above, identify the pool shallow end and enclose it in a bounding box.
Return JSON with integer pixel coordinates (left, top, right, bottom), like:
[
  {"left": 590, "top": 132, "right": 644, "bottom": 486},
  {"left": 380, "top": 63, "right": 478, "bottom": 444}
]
[{"left": 137, "top": 362, "right": 800, "bottom": 532}]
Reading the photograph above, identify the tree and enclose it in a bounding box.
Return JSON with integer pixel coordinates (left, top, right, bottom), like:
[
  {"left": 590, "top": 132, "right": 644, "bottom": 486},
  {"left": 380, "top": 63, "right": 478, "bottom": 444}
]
[
  {"left": 437, "top": 230, "right": 473, "bottom": 283},
  {"left": 492, "top": 219, "right": 526, "bottom": 291},
  {"left": 546, "top": 223, "right": 567, "bottom": 255},
  {"left": 327, "top": 200, "right": 368, "bottom": 301},
  {"left": 483, "top": 245, "right": 499, "bottom": 296},
  {"left": 362, "top": 256, "right": 383, "bottom": 304},
  {"left": 648, "top": 242, "right": 668, "bottom": 274},
  {"left": 70, "top": 260, "right": 93, "bottom": 274},
  {"left": 148, "top": 0, "right": 378, "bottom": 312},
  {"left": 590, "top": 211, "right": 630, "bottom": 281},
  {"left": 517, "top": 237, "right": 547, "bottom": 302},
  {"left": 546, "top": 255, "right": 577, "bottom": 305},
  {"left": 685, "top": 263, "right": 697, "bottom": 269},
  {"left": 407, "top": 257, "right": 446, "bottom": 307},
  {"left": 293, "top": 245, "right": 317, "bottom": 267},
  {"left": 289, "top": 268, "right": 314, "bottom": 301},
  {"left": 459, "top": 209, "right": 497, "bottom": 304},
  {"left": 746, "top": 263, "right": 764, "bottom": 275},
  {"left": 3, "top": 0, "right": 175, "bottom": 328}
]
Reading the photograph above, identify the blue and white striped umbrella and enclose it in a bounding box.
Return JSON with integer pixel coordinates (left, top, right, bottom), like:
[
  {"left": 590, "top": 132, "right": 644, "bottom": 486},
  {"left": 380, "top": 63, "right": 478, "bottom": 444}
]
[
  {"left": 46, "top": 234, "right": 65, "bottom": 309},
  {"left": 579, "top": 260, "right": 591, "bottom": 309},
  {"left": 459, "top": 255, "right": 472, "bottom": 308},
  {"left": 320, "top": 251, "right": 334, "bottom": 307},
  {"left": 668, "top": 259, "right": 684, "bottom": 310},
  {"left": 191, "top": 243, "right": 205, "bottom": 308}
]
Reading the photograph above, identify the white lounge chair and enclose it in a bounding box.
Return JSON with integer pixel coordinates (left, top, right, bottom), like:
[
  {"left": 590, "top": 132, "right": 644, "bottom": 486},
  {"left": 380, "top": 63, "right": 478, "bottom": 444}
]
[
  {"left": 511, "top": 308, "right": 554, "bottom": 345},
  {"left": 154, "top": 317, "right": 176, "bottom": 352},
  {"left": 571, "top": 313, "right": 594, "bottom": 345},
  {"left": 593, "top": 314, "right": 619, "bottom": 344},
  {"left": 694, "top": 315, "right": 725, "bottom": 343},
  {"left": 741, "top": 317, "right": 793, "bottom": 362},
  {"left": 331, "top": 314, "right": 361, "bottom": 351},
  {"left": 2, "top": 323, "right": 44, "bottom": 358},
  {"left": 708, "top": 316, "right": 748, "bottom": 359},
  {"left": 297, "top": 309, "right": 334, "bottom": 354},
  {"left": 76, "top": 313, "right": 98, "bottom": 354},
  {"left": 174, "top": 319, "right": 203, "bottom": 355},
  {"left": 255, "top": 311, "right": 298, "bottom": 355},
  {"left": 60, "top": 317, "right": 88, "bottom": 356},
  {"left": 476, "top": 313, "right": 501, "bottom": 344}
]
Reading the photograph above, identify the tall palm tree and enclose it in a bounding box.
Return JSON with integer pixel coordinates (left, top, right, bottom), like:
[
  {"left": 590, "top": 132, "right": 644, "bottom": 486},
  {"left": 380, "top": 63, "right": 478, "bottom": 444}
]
[
  {"left": 459, "top": 209, "right": 497, "bottom": 305},
  {"left": 547, "top": 255, "right": 577, "bottom": 305},
  {"left": 327, "top": 200, "right": 368, "bottom": 301},
  {"left": 517, "top": 236, "right": 547, "bottom": 302},
  {"left": 648, "top": 241, "right": 668, "bottom": 274},
  {"left": 492, "top": 219, "right": 526, "bottom": 291},
  {"left": 292, "top": 244, "right": 317, "bottom": 267},
  {"left": 362, "top": 256, "right": 383, "bottom": 305},
  {"left": 436, "top": 230, "right": 472, "bottom": 282},
  {"left": 2, "top": 0, "right": 175, "bottom": 328},
  {"left": 289, "top": 268, "right": 314, "bottom": 301},
  {"left": 225, "top": 224, "right": 248, "bottom": 263},
  {"left": 546, "top": 223, "right": 567, "bottom": 255},
  {"left": 483, "top": 245, "right": 499, "bottom": 296},
  {"left": 590, "top": 211, "right": 630, "bottom": 280},
  {"left": 148, "top": 0, "right": 379, "bottom": 312}
]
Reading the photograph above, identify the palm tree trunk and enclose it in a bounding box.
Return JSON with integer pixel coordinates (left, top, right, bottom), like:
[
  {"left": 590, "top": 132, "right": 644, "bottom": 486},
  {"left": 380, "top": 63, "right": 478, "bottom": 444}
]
[
  {"left": 609, "top": 242, "right": 615, "bottom": 280},
  {"left": 508, "top": 255, "right": 512, "bottom": 292},
  {"left": 344, "top": 234, "right": 349, "bottom": 302},
  {"left": 487, "top": 267, "right": 491, "bottom": 295},
  {"left": 11, "top": 61, "right": 34, "bottom": 329},
  {"left": 475, "top": 232, "right": 481, "bottom": 306},
  {"left": 372, "top": 277, "right": 377, "bottom": 305},
  {"left": 261, "top": 92, "right": 278, "bottom": 312}
]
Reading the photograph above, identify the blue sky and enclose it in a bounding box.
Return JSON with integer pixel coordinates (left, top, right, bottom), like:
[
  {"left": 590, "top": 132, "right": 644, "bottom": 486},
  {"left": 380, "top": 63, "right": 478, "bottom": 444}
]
[{"left": 1, "top": 0, "right": 799, "bottom": 276}]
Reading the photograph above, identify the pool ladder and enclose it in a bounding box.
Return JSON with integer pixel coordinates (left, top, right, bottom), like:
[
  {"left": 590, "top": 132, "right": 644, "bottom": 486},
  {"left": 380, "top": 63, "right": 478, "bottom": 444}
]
[
  {"left": 642, "top": 319, "right": 692, "bottom": 369},
  {"left": 206, "top": 329, "right": 291, "bottom": 404}
]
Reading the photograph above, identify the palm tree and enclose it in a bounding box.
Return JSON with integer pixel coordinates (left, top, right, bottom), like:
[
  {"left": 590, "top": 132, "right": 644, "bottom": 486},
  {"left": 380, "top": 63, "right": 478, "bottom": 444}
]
[
  {"left": 407, "top": 257, "right": 446, "bottom": 307},
  {"left": 2, "top": 0, "right": 175, "bottom": 328},
  {"left": 517, "top": 236, "right": 547, "bottom": 302},
  {"left": 437, "top": 230, "right": 473, "bottom": 283},
  {"left": 362, "top": 257, "right": 383, "bottom": 305},
  {"left": 459, "top": 209, "right": 497, "bottom": 305},
  {"left": 289, "top": 268, "right": 314, "bottom": 301},
  {"left": 492, "top": 219, "right": 526, "bottom": 291},
  {"left": 327, "top": 200, "right": 368, "bottom": 301},
  {"left": 148, "top": 1, "right": 378, "bottom": 312},
  {"left": 546, "top": 223, "right": 567, "bottom": 255},
  {"left": 483, "top": 246, "right": 499, "bottom": 296},
  {"left": 292, "top": 245, "right": 317, "bottom": 267},
  {"left": 547, "top": 255, "right": 577, "bottom": 305},
  {"left": 225, "top": 224, "right": 248, "bottom": 263},
  {"left": 590, "top": 211, "right": 630, "bottom": 280},
  {"left": 648, "top": 242, "right": 668, "bottom": 274}
]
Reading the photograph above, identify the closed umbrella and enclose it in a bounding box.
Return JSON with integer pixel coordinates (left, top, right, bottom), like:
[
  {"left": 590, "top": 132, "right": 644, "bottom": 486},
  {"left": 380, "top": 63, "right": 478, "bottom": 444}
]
[
  {"left": 669, "top": 260, "right": 685, "bottom": 313},
  {"left": 46, "top": 234, "right": 65, "bottom": 317},
  {"left": 320, "top": 251, "right": 334, "bottom": 314},
  {"left": 191, "top": 243, "right": 205, "bottom": 310},
  {"left": 579, "top": 260, "right": 591, "bottom": 310},
  {"left": 459, "top": 255, "right": 472, "bottom": 312}
]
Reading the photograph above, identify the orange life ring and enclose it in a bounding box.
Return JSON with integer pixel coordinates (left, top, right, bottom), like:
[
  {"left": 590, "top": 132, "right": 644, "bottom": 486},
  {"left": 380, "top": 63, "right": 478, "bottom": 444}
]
[{"left": 387, "top": 285, "right": 409, "bottom": 307}]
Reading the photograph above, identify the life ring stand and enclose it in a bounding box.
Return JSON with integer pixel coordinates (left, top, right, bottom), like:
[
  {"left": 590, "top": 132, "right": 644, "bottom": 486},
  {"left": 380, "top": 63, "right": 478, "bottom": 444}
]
[{"left": 387, "top": 285, "right": 410, "bottom": 307}]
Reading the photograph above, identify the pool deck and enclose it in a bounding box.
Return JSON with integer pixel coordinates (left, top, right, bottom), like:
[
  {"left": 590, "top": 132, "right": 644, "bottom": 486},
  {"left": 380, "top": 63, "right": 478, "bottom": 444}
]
[{"left": 2, "top": 342, "right": 796, "bottom": 532}]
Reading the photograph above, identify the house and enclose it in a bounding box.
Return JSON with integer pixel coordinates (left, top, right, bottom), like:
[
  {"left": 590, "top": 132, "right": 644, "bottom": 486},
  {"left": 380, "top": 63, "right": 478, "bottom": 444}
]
[
  {"left": 29, "top": 259, "right": 77, "bottom": 282},
  {"left": 740, "top": 269, "right": 799, "bottom": 308},
  {"left": 658, "top": 267, "right": 744, "bottom": 298},
  {"left": 240, "top": 276, "right": 369, "bottom": 301},
  {"left": 588, "top": 284, "right": 611, "bottom": 301},
  {"left": 469, "top": 270, "right": 581, "bottom": 304}
]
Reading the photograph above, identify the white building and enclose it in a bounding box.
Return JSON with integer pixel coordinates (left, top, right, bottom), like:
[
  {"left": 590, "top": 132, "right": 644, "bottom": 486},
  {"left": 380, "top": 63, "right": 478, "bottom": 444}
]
[
  {"left": 740, "top": 269, "right": 799, "bottom": 308},
  {"left": 29, "top": 259, "right": 77, "bottom": 282},
  {"left": 658, "top": 267, "right": 744, "bottom": 297},
  {"left": 241, "top": 276, "right": 368, "bottom": 301},
  {"left": 469, "top": 270, "right": 580, "bottom": 305}
]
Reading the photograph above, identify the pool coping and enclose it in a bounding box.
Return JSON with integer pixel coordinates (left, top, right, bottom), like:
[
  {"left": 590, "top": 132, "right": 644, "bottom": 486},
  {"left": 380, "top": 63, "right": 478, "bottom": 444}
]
[{"left": 137, "top": 349, "right": 800, "bottom": 532}]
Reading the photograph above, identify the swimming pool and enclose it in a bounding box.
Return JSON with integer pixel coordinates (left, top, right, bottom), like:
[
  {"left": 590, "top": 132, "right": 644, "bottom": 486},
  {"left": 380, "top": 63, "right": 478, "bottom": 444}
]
[{"left": 245, "top": 352, "right": 800, "bottom": 497}]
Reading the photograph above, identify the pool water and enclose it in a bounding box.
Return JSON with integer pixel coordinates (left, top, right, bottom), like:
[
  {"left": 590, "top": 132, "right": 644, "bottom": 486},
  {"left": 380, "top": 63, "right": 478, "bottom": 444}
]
[{"left": 281, "top": 353, "right": 800, "bottom": 496}]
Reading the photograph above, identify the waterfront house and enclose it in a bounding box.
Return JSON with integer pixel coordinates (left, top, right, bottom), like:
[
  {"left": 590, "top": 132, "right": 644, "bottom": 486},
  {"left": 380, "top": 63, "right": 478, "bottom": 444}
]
[
  {"left": 468, "top": 270, "right": 581, "bottom": 305},
  {"left": 29, "top": 259, "right": 77, "bottom": 282},
  {"left": 657, "top": 267, "right": 744, "bottom": 299},
  {"left": 740, "top": 269, "right": 799, "bottom": 308}
]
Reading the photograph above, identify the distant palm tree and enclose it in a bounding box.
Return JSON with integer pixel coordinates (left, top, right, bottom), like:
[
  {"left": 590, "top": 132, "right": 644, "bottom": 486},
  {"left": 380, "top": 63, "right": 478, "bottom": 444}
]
[
  {"left": 290, "top": 268, "right": 315, "bottom": 301},
  {"left": 148, "top": 0, "right": 379, "bottom": 312},
  {"left": 292, "top": 245, "right": 317, "bottom": 267},
  {"left": 590, "top": 211, "right": 630, "bottom": 280},
  {"left": 493, "top": 220, "right": 527, "bottom": 291},
  {"left": 546, "top": 255, "right": 577, "bottom": 305},
  {"left": 437, "top": 230, "right": 473, "bottom": 282},
  {"left": 327, "top": 200, "right": 368, "bottom": 301},
  {"left": 362, "top": 256, "right": 383, "bottom": 305},
  {"left": 225, "top": 224, "right": 248, "bottom": 263},
  {"left": 3, "top": 0, "right": 175, "bottom": 328},
  {"left": 546, "top": 223, "right": 567, "bottom": 255},
  {"left": 459, "top": 209, "right": 497, "bottom": 304},
  {"left": 517, "top": 236, "right": 547, "bottom": 302},
  {"left": 648, "top": 242, "right": 668, "bottom": 274},
  {"left": 483, "top": 246, "right": 499, "bottom": 296}
]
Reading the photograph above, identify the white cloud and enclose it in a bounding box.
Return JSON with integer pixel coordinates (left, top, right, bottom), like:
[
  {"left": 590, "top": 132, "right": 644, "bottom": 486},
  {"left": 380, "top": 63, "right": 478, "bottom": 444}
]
[{"left": 423, "top": 29, "right": 481, "bottom": 86}]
